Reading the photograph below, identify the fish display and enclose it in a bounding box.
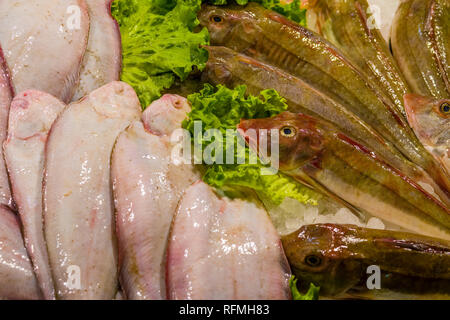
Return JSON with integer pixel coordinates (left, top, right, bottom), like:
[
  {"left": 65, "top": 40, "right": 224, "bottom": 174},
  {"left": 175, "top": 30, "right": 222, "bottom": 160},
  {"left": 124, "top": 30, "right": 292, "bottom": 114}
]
[
  {"left": 198, "top": 4, "right": 450, "bottom": 198},
  {"left": 0, "top": 205, "right": 42, "bottom": 300},
  {"left": 43, "top": 82, "right": 141, "bottom": 299},
  {"left": 166, "top": 181, "right": 292, "bottom": 300},
  {"left": 404, "top": 94, "right": 449, "bottom": 175},
  {"left": 73, "top": 0, "right": 122, "bottom": 101},
  {"left": 391, "top": 0, "right": 450, "bottom": 99},
  {"left": 203, "top": 46, "right": 450, "bottom": 204},
  {"left": 304, "top": 0, "right": 411, "bottom": 118},
  {"left": 4, "top": 91, "right": 66, "bottom": 300},
  {"left": 0, "top": 0, "right": 90, "bottom": 103},
  {"left": 238, "top": 112, "right": 450, "bottom": 240},
  {"left": 282, "top": 224, "right": 450, "bottom": 299},
  {"left": 112, "top": 95, "right": 200, "bottom": 300}
]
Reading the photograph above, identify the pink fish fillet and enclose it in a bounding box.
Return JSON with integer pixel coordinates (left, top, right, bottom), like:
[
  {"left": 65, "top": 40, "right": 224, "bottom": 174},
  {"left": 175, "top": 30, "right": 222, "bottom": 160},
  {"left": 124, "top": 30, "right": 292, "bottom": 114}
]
[
  {"left": 43, "top": 82, "right": 141, "bottom": 299},
  {"left": 0, "top": 46, "right": 13, "bottom": 209},
  {"left": 0, "top": 0, "right": 90, "bottom": 103},
  {"left": 4, "top": 91, "right": 66, "bottom": 299},
  {"left": 112, "top": 94, "right": 200, "bottom": 300},
  {"left": 0, "top": 205, "right": 42, "bottom": 299},
  {"left": 167, "top": 181, "right": 292, "bottom": 300},
  {"left": 72, "top": 0, "right": 121, "bottom": 101}
]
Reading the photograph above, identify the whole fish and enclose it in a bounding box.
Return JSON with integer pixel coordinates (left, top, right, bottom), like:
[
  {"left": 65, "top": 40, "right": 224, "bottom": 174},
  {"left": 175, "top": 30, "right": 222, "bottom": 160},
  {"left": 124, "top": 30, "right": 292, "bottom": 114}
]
[
  {"left": 282, "top": 224, "right": 450, "bottom": 299},
  {"left": 198, "top": 4, "right": 420, "bottom": 160},
  {"left": 4, "top": 90, "right": 65, "bottom": 300},
  {"left": 238, "top": 112, "right": 450, "bottom": 240},
  {"left": 204, "top": 46, "right": 450, "bottom": 204},
  {"left": 391, "top": 0, "right": 450, "bottom": 99},
  {"left": 304, "top": 0, "right": 411, "bottom": 118},
  {"left": 404, "top": 94, "right": 449, "bottom": 175},
  {"left": 199, "top": 4, "right": 450, "bottom": 195}
]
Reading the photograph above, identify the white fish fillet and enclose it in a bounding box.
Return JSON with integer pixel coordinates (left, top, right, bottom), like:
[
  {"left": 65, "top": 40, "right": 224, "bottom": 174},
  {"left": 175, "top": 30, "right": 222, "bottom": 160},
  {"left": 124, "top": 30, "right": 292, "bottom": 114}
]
[
  {"left": 167, "top": 182, "right": 292, "bottom": 300},
  {"left": 0, "top": 0, "right": 90, "bottom": 103},
  {"left": 4, "top": 91, "right": 66, "bottom": 300},
  {"left": 72, "top": 0, "right": 121, "bottom": 101},
  {"left": 112, "top": 94, "right": 200, "bottom": 300},
  {"left": 0, "top": 205, "right": 42, "bottom": 300},
  {"left": 43, "top": 81, "right": 141, "bottom": 299},
  {"left": 0, "top": 47, "right": 13, "bottom": 209}
]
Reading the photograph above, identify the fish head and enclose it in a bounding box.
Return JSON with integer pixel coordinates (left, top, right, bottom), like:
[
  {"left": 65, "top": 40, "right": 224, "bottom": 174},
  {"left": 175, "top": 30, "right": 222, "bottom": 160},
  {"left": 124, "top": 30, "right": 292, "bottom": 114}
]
[
  {"left": 198, "top": 4, "right": 261, "bottom": 51},
  {"left": 202, "top": 46, "right": 236, "bottom": 87},
  {"left": 237, "top": 112, "right": 326, "bottom": 171},
  {"left": 282, "top": 224, "right": 363, "bottom": 297},
  {"left": 404, "top": 94, "right": 450, "bottom": 147}
]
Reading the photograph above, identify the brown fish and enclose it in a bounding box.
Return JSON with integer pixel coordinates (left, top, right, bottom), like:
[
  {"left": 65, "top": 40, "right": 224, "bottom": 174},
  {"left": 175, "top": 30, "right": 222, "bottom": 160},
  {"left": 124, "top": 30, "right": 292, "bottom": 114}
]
[
  {"left": 282, "top": 224, "right": 450, "bottom": 299},
  {"left": 238, "top": 112, "right": 450, "bottom": 240},
  {"left": 404, "top": 94, "right": 449, "bottom": 175}
]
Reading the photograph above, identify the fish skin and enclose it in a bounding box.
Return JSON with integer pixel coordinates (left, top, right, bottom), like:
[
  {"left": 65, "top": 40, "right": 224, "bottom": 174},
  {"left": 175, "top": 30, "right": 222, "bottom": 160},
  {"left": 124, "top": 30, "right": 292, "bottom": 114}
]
[
  {"left": 166, "top": 181, "right": 292, "bottom": 300},
  {"left": 0, "top": 205, "right": 42, "bottom": 300},
  {"left": 404, "top": 94, "right": 449, "bottom": 175},
  {"left": 203, "top": 46, "right": 450, "bottom": 202},
  {"left": 305, "top": 0, "right": 411, "bottom": 119},
  {"left": 112, "top": 95, "right": 200, "bottom": 300},
  {"left": 237, "top": 112, "right": 450, "bottom": 240},
  {"left": 199, "top": 6, "right": 450, "bottom": 196},
  {"left": 0, "top": 46, "right": 14, "bottom": 209},
  {"left": 43, "top": 82, "right": 141, "bottom": 299},
  {"left": 0, "top": 0, "right": 90, "bottom": 103},
  {"left": 4, "top": 90, "right": 65, "bottom": 300},
  {"left": 391, "top": 0, "right": 450, "bottom": 99},
  {"left": 72, "top": 0, "right": 122, "bottom": 101},
  {"left": 282, "top": 224, "right": 450, "bottom": 298}
]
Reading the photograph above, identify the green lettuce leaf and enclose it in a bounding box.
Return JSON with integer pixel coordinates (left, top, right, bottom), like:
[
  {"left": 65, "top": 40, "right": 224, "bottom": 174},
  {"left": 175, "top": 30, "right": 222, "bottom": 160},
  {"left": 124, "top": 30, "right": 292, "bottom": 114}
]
[
  {"left": 111, "top": 0, "right": 209, "bottom": 108},
  {"left": 183, "top": 84, "right": 319, "bottom": 205},
  {"left": 290, "top": 276, "right": 320, "bottom": 300}
]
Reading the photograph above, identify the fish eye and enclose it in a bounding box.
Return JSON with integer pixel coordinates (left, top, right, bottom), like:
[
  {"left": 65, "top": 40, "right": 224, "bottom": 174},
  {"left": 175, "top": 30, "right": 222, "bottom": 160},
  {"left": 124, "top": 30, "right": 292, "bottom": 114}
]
[
  {"left": 280, "top": 126, "right": 296, "bottom": 137},
  {"left": 304, "top": 255, "right": 322, "bottom": 267},
  {"left": 210, "top": 15, "right": 224, "bottom": 23},
  {"left": 440, "top": 102, "right": 450, "bottom": 115}
]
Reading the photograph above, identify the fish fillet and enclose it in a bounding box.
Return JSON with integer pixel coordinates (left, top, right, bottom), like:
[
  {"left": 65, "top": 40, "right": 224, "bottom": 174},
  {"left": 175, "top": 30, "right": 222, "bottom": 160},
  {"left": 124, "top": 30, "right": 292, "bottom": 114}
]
[
  {"left": 0, "top": 205, "right": 42, "bottom": 300},
  {"left": 112, "top": 94, "right": 200, "bottom": 300},
  {"left": 167, "top": 182, "right": 292, "bottom": 300},
  {"left": 72, "top": 0, "right": 121, "bottom": 101},
  {"left": 0, "top": 0, "right": 90, "bottom": 103},
  {"left": 43, "top": 81, "right": 141, "bottom": 299},
  {"left": 4, "top": 91, "right": 66, "bottom": 300}
]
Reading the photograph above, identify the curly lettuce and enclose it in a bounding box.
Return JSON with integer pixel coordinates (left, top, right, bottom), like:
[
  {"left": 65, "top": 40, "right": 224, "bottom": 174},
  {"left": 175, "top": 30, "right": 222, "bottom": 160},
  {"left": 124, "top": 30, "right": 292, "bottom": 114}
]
[
  {"left": 183, "top": 84, "right": 319, "bottom": 205},
  {"left": 111, "top": 0, "right": 209, "bottom": 107},
  {"left": 290, "top": 276, "right": 320, "bottom": 300}
]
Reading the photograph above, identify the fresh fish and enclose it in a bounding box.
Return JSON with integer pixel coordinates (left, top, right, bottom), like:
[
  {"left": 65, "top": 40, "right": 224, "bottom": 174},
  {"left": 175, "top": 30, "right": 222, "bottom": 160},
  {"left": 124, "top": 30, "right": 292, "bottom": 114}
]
[
  {"left": 0, "top": 0, "right": 90, "bottom": 103},
  {"left": 198, "top": 4, "right": 417, "bottom": 152},
  {"left": 167, "top": 181, "right": 292, "bottom": 300},
  {"left": 391, "top": 0, "right": 450, "bottom": 99},
  {"left": 238, "top": 112, "right": 450, "bottom": 240},
  {"left": 0, "top": 46, "right": 14, "bottom": 209},
  {"left": 304, "top": 0, "right": 411, "bottom": 118},
  {"left": 72, "top": 0, "right": 121, "bottom": 101},
  {"left": 43, "top": 82, "right": 141, "bottom": 299},
  {"left": 4, "top": 91, "right": 65, "bottom": 300},
  {"left": 0, "top": 205, "right": 42, "bottom": 300},
  {"left": 404, "top": 94, "right": 449, "bottom": 175},
  {"left": 112, "top": 94, "right": 200, "bottom": 300},
  {"left": 282, "top": 224, "right": 450, "bottom": 299},
  {"left": 204, "top": 46, "right": 450, "bottom": 203}
]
